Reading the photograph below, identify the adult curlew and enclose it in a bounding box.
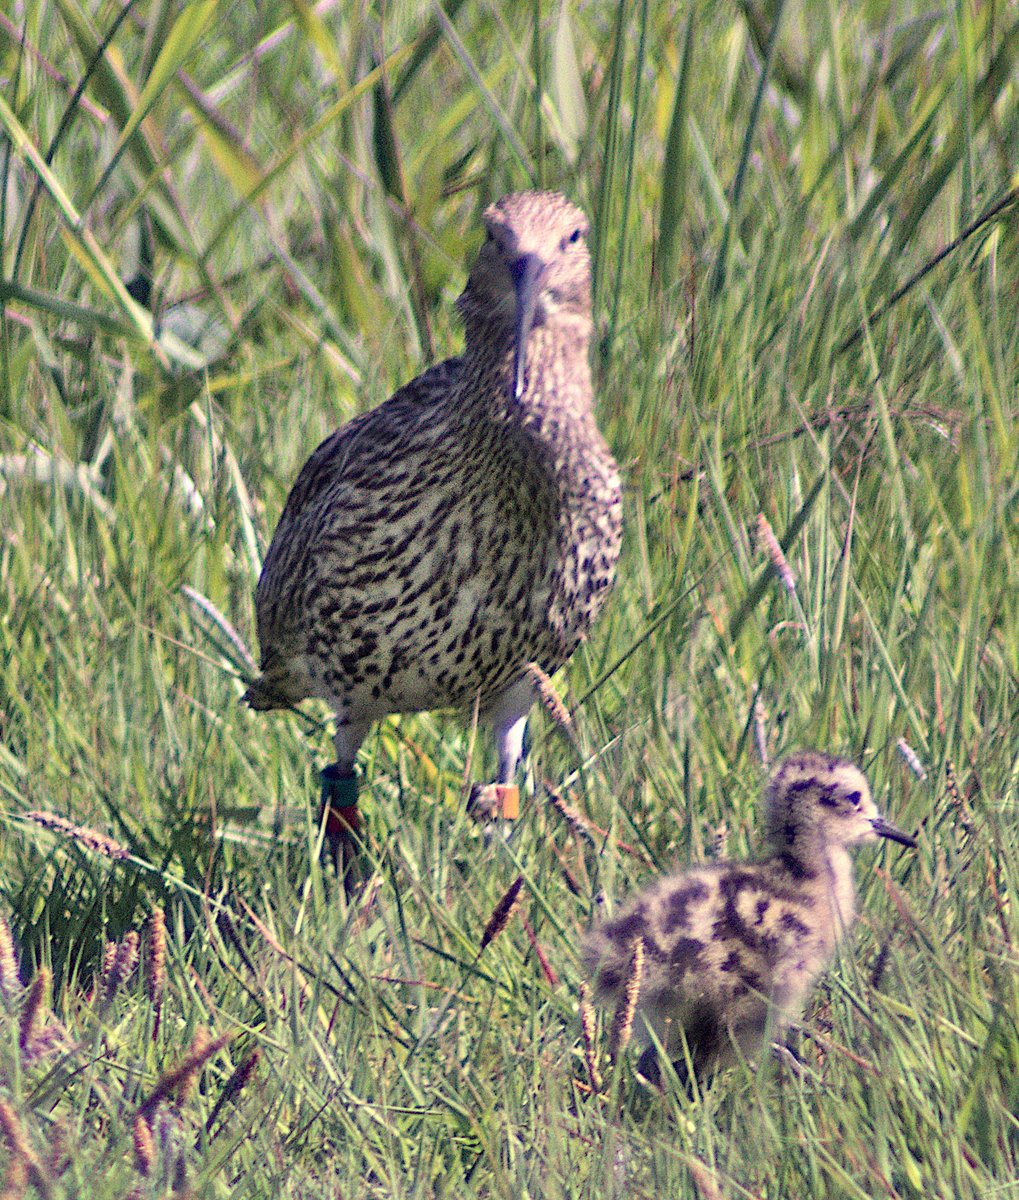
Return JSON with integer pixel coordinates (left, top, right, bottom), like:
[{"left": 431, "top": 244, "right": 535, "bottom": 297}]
[{"left": 246, "top": 191, "right": 622, "bottom": 863}]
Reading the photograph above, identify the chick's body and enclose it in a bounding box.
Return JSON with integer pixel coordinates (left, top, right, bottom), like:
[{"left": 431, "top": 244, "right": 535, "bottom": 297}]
[
  {"left": 248, "top": 192, "right": 621, "bottom": 793},
  {"left": 584, "top": 752, "right": 915, "bottom": 1077}
]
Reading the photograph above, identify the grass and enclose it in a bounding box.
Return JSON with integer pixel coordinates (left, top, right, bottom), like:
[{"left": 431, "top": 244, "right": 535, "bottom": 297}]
[{"left": 1, "top": 0, "right": 1017, "bottom": 1195}]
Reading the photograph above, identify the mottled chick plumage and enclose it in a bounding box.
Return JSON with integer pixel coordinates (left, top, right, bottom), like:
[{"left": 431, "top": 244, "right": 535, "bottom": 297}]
[
  {"left": 248, "top": 191, "right": 621, "bottom": 800},
  {"left": 583, "top": 751, "right": 915, "bottom": 1079}
]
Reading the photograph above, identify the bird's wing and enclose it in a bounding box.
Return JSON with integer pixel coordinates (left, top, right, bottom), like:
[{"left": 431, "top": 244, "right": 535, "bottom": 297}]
[
  {"left": 270, "top": 356, "right": 461, "bottom": 528},
  {"left": 252, "top": 358, "right": 461, "bottom": 685}
]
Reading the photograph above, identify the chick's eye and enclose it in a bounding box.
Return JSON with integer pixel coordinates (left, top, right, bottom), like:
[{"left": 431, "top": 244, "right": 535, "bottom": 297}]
[{"left": 845, "top": 790, "right": 861, "bottom": 807}]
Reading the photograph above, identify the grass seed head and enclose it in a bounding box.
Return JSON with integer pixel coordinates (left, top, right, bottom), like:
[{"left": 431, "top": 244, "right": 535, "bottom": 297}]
[
  {"left": 579, "top": 983, "right": 603, "bottom": 1093},
  {"left": 609, "top": 937, "right": 645, "bottom": 1060},
  {"left": 756, "top": 512, "right": 796, "bottom": 593},
  {"left": 0, "top": 1103, "right": 49, "bottom": 1199},
  {"left": 479, "top": 875, "right": 524, "bottom": 953},
  {"left": 0, "top": 912, "right": 20, "bottom": 998},
  {"left": 24, "top": 811, "right": 129, "bottom": 859},
  {"left": 148, "top": 908, "right": 167, "bottom": 1006},
  {"left": 140, "top": 1031, "right": 231, "bottom": 1118},
  {"left": 0, "top": 1102, "right": 31, "bottom": 1161},
  {"left": 206, "top": 1050, "right": 261, "bottom": 1134},
  {"left": 132, "top": 1115, "right": 155, "bottom": 1178},
  {"left": 0, "top": 1152, "right": 28, "bottom": 1200},
  {"left": 148, "top": 907, "right": 165, "bottom": 1041},
  {"left": 544, "top": 784, "right": 597, "bottom": 846},
  {"left": 103, "top": 931, "right": 140, "bottom": 1003},
  {"left": 524, "top": 662, "right": 574, "bottom": 732},
  {"left": 18, "top": 967, "right": 49, "bottom": 1055}
]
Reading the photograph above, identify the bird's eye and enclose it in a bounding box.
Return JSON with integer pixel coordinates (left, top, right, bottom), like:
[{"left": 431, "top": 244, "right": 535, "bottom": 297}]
[{"left": 845, "top": 790, "right": 861, "bottom": 807}]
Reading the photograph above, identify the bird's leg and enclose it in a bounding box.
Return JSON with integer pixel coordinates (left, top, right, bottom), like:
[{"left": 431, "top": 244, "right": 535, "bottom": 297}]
[
  {"left": 321, "top": 719, "right": 368, "bottom": 876},
  {"left": 469, "top": 677, "right": 535, "bottom": 822},
  {"left": 496, "top": 712, "right": 529, "bottom": 785}
]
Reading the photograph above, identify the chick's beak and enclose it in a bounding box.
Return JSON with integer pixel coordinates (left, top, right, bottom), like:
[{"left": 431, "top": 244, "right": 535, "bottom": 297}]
[
  {"left": 510, "top": 253, "right": 545, "bottom": 399},
  {"left": 871, "top": 816, "right": 917, "bottom": 848}
]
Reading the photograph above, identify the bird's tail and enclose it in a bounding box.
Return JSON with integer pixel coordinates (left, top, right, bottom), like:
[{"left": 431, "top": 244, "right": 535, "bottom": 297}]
[{"left": 242, "top": 671, "right": 296, "bottom": 711}]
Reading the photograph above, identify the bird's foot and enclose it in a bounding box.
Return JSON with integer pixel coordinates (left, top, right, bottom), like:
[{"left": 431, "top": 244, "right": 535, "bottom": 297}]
[{"left": 466, "top": 783, "right": 520, "bottom": 822}]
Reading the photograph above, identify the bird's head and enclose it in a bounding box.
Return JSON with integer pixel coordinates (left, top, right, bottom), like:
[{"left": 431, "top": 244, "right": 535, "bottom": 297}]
[
  {"left": 764, "top": 751, "right": 917, "bottom": 853},
  {"left": 458, "top": 190, "right": 592, "bottom": 399}
]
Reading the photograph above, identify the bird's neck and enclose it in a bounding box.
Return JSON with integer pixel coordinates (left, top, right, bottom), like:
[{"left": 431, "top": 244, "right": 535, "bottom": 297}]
[
  {"left": 822, "top": 846, "right": 857, "bottom": 933},
  {"left": 768, "top": 835, "right": 857, "bottom": 932},
  {"left": 463, "top": 317, "right": 596, "bottom": 432}
]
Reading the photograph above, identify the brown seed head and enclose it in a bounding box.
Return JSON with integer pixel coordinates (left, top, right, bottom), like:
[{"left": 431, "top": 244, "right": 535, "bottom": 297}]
[
  {"left": 609, "top": 937, "right": 645, "bottom": 1060},
  {"left": 132, "top": 1115, "right": 155, "bottom": 1178},
  {"left": 18, "top": 967, "right": 49, "bottom": 1055},
  {"left": 24, "top": 811, "right": 129, "bottom": 859},
  {"left": 139, "top": 1030, "right": 231, "bottom": 1119},
  {"left": 479, "top": 875, "right": 525, "bottom": 953},
  {"left": 147, "top": 910, "right": 166, "bottom": 1000},
  {"left": 524, "top": 662, "right": 573, "bottom": 733},
  {"left": 103, "top": 931, "right": 140, "bottom": 1003}
]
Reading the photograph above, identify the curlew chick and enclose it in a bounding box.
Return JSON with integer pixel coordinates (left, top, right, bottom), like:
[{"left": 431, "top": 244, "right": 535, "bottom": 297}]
[
  {"left": 246, "top": 192, "right": 622, "bottom": 860},
  {"left": 583, "top": 751, "right": 916, "bottom": 1082}
]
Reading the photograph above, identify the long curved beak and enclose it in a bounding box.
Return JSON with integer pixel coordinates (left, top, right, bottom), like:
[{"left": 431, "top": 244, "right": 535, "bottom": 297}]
[
  {"left": 510, "top": 253, "right": 544, "bottom": 400},
  {"left": 871, "top": 816, "right": 916, "bottom": 847}
]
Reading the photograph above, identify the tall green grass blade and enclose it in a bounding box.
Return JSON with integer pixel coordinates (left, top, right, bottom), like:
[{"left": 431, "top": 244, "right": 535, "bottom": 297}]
[
  {"left": 656, "top": 10, "right": 695, "bottom": 287},
  {"left": 710, "top": 0, "right": 786, "bottom": 299}
]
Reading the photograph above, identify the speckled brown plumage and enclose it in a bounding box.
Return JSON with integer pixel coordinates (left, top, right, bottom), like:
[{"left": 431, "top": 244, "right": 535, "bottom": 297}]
[
  {"left": 583, "top": 752, "right": 915, "bottom": 1081},
  {"left": 247, "top": 191, "right": 622, "bottom": 813}
]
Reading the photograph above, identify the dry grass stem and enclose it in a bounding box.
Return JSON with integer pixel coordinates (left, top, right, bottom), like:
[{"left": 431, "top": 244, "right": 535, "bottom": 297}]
[
  {"left": 519, "top": 914, "right": 558, "bottom": 988},
  {"left": 23, "top": 811, "right": 130, "bottom": 859},
  {"left": 479, "top": 876, "right": 524, "bottom": 953},
  {"left": 609, "top": 937, "right": 645, "bottom": 1060},
  {"left": 182, "top": 583, "right": 258, "bottom": 673},
  {"left": 753, "top": 691, "right": 769, "bottom": 766},
  {"left": 944, "top": 760, "right": 975, "bottom": 833}
]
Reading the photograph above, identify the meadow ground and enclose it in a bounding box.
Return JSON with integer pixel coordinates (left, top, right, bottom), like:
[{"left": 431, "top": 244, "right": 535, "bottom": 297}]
[{"left": 1, "top": 2, "right": 1017, "bottom": 1196}]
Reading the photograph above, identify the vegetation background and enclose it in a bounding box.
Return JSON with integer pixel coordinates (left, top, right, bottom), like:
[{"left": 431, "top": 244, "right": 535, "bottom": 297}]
[{"left": 1, "top": 0, "right": 1017, "bottom": 1195}]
